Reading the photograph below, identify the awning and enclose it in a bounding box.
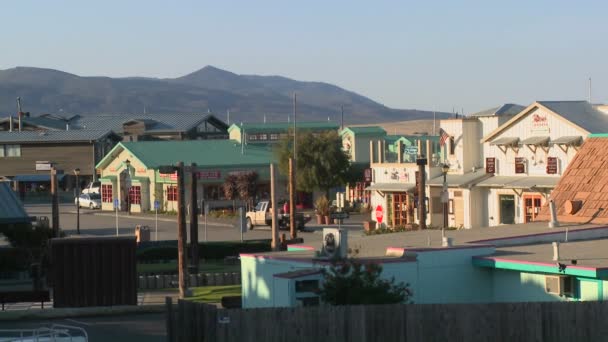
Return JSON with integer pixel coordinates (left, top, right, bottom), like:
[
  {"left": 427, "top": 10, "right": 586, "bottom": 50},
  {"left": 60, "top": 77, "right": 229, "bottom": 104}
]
[
  {"left": 490, "top": 137, "right": 519, "bottom": 146},
  {"left": 0, "top": 182, "right": 31, "bottom": 224},
  {"left": 552, "top": 136, "right": 582, "bottom": 145},
  {"left": 521, "top": 136, "right": 549, "bottom": 145},
  {"left": 365, "top": 183, "right": 416, "bottom": 192},
  {"left": 428, "top": 169, "right": 492, "bottom": 187},
  {"left": 12, "top": 174, "right": 66, "bottom": 182},
  {"left": 476, "top": 176, "right": 558, "bottom": 189},
  {"left": 99, "top": 176, "right": 117, "bottom": 183}
]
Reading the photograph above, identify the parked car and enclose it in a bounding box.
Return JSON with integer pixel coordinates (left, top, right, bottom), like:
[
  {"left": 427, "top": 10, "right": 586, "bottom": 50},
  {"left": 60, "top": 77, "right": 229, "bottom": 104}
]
[
  {"left": 81, "top": 181, "right": 101, "bottom": 194},
  {"left": 75, "top": 193, "right": 101, "bottom": 209},
  {"left": 246, "top": 200, "right": 311, "bottom": 231}
]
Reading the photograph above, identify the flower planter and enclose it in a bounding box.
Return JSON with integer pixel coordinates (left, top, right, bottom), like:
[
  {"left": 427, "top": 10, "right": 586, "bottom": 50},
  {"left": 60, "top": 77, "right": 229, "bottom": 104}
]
[
  {"left": 316, "top": 214, "right": 323, "bottom": 224},
  {"left": 323, "top": 215, "right": 331, "bottom": 225},
  {"left": 363, "top": 221, "right": 376, "bottom": 232}
]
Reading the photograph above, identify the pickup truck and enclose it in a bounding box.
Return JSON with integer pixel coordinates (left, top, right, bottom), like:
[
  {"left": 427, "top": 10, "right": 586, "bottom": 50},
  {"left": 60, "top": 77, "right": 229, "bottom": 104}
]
[{"left": 246, "top": 201, "right": 311, "bottom": 231}]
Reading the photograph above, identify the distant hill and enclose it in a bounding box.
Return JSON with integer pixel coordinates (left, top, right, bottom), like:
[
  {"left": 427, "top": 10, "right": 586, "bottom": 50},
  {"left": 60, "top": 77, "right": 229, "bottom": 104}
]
[{"left": 0, "top": 66, "right": 451, "bottom": 124}]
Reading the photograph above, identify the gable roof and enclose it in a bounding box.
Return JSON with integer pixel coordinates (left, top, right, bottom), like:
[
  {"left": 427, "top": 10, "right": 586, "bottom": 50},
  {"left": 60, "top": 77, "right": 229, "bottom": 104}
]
[
  {"left": 470, "top": 103, "right": 525, "bottom": 117},
  {"left": 228, "top": 122, "right": 339, "bottom": 134},
  {"left": 97, "top": 140, "right": 276, "bottom": 169},
  {"left": 0, "top": 182, "right": 30, "bottom": 224},
  {"left": 0, "top": 130, "right": 116, "bottom": 144},
  {"left": 341, "top": 126, "right": 387, "bottom": 136},
  {"left": 482, "top": 101, "right": 608, "bottom": 143},
  {"left": 536, "top": 137, "right": 608, "bottom": 224}
]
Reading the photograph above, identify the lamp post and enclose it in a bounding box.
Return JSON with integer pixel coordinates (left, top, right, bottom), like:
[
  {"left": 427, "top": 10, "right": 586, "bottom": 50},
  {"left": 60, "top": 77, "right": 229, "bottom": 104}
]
[
  {"left": 74, "top": 168, "right": 81, "bottom": 235},
  {"left": 441, "top": 163, "right": 450, "bottom": 237}
]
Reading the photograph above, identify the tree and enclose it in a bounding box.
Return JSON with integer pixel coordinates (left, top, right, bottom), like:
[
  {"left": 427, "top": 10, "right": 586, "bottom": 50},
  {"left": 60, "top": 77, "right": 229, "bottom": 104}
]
[
  {"left": 275, "top": 130, "right": 351, "bottom": 196},
  {"left": 319, "top": 258, "right": 412, "bottom": 305},
  {"left": 223, "top": 174, "right": 238, "bottom": 210},
  {"left": 236, "top": 171, "right": 258, "bottom": 210}
]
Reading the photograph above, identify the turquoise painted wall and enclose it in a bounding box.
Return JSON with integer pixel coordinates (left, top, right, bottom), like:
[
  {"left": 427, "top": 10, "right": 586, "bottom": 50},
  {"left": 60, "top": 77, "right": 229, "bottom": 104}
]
[
  {"left": 492, "top": 270, "right": 566, "bottom": 302},
  {"left": 272, "top": 277, "right": 292, "bottom": 307}
]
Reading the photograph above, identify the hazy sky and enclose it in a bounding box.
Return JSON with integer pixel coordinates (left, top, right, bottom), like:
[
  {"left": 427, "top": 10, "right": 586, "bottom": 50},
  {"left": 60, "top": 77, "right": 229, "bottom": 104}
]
[{"left": 1, "top": 1, "right": 607, "bottom": 113}]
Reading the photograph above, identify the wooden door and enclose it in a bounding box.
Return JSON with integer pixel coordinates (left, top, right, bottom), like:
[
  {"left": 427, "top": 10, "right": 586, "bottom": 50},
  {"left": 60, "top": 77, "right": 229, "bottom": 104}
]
[
  {"left": 524, "top": 195, "right": 543, "bottom": 223},
  {"left": 453, "top": 191, "right": 464, "bottom": 228},
  {"left": 392, "top": 193, "right": 408, "bottom": 227}
]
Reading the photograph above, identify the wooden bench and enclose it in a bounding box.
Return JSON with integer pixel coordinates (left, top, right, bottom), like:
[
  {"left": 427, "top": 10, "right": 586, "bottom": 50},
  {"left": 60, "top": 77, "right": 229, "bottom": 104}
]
[{"left": 0, "top": 290, "right": 51, "bottom": 310}]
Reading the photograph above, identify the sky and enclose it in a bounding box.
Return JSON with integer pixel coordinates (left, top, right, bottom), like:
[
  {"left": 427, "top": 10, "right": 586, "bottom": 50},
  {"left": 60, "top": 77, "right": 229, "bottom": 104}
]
[{"left": 1, "top": 0, "right": 607, "bottom": 114}]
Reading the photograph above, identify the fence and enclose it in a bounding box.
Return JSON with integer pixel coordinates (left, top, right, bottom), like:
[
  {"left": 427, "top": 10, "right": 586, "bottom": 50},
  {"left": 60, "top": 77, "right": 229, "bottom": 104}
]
[
  {"left": 166, "top": 299, "right": 608, "bottom": 342},
  {"left": 138, "top": 272, "right": 241, "bottom": 290}
]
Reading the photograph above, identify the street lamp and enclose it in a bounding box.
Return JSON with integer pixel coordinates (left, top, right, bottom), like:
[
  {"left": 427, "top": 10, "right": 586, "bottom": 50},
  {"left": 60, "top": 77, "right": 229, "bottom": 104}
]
[
  {"left": 441, "top": 163, "right": 450, "bottom": 236},
  {"left": 74, "top": 168, "right": 81, "bottom": 235}
]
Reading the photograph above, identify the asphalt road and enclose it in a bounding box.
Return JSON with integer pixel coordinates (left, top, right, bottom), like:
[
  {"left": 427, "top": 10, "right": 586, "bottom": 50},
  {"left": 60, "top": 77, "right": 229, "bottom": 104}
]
[
  {"left": 0, "top": 313, "right": 166, "bottom": 342},
  {"left": 24, "top": 203, "right": 366, "bottom": 243}
]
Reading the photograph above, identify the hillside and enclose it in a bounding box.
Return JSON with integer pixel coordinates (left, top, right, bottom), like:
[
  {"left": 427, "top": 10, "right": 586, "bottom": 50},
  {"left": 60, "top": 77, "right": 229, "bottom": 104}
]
[{"left": 0, "top": 66, "right": 451, "bottom": 124}]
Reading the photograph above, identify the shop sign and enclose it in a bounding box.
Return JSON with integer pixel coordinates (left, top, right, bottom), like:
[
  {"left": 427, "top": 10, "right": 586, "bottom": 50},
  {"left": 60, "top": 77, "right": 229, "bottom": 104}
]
[
  {"left": 546, "top": 157, "right": 558, "bottom": 174},
  {"left": 160, "top": 172, "right": 178, "bottom": 180},
  {"left": 364, "top": 168, "right": 372, "bottom": 182},
  {"left": 531, "top": 113, "right": 549, "bottom": 133},
  {"left": 35, "top": 161, "right": 51, "bottom": 171},
  {"left": 485, "top": 157, "right": 496, "bottom": 174},
  {"left": 375, "top": 205, "right": 384, "bottom": 224},
  {"left": 515, "top": 157, "right": 526, "bottom": 174},
  {"left": 198, "top": 170, "right": 221, "bottom": 180}
]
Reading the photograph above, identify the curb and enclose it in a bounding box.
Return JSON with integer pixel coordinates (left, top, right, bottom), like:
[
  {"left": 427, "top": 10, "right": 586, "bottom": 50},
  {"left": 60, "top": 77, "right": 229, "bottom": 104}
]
[{"left": 0, "top": 304, "right": 166, "bottom": 321}]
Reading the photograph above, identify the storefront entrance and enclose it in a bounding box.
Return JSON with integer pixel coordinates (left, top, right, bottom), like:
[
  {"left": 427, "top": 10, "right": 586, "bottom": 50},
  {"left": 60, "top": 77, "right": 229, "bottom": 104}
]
[
  {"left": 499, "top": 195, "right": 515, "bottom": 224},
  {"left": 523, "top": 195, "right": 543, "bottom": 223},
  {"left": 392, "top": 193, "right": 409, "bottom": 227}
]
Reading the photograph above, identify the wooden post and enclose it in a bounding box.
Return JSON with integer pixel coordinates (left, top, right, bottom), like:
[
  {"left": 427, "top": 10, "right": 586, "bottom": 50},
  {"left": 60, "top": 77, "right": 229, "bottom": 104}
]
[
  {"left": 407, "top": 192, "right": 414, "bottom": 225},
  {"left": 369, "top": 140, "right": 375, "bottom": 163},
  {"left": 190, "top": 163, "right": 199, "bottom": 274},
  {"left": 289, "top": 158, "right": 296, "bottom": 239},
  {"left": 177, "top": 162, "right": 188, "bottom": 298},
  {"left": 51, "top": 166, "right": 60, "bottom": 237},
  {"left": 270, "top": 164, "right": 279, "bottom": 251},
  {"left": 416, "top": 157, "right": 427, "bottom": 230}
]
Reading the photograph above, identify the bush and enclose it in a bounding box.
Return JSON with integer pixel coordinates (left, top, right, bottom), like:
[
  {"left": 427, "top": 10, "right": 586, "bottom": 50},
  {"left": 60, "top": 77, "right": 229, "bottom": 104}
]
[{"left": 136, "top": 239, "right": 272, "bottom": 263}]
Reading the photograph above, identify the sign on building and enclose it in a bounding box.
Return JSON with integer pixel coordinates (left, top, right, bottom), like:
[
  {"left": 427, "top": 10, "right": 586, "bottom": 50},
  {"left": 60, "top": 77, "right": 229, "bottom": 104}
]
[
  {"left": 35, "top": 161, "right": 52, "bottom": 171},
  {"left": 515, "top": 157, "right": 526, "bottom": 174},
  {"left": 485, "top": 157, "right": 496, "bottom": 174},
  {"left": 546, "top": 157, "right": 558, "bottom": 174}
]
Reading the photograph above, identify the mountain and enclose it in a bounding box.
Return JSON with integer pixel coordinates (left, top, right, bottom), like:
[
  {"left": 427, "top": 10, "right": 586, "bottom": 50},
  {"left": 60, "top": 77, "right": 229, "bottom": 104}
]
[{"left": 0, "top": 66, "right": 450, "bottom": 124}]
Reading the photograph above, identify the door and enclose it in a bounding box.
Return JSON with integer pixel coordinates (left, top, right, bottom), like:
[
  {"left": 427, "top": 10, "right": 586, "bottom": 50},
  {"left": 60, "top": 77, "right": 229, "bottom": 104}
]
[
  {"left": 453, "top": 193, "right": 464, "bottom": 228},
  {"left": 392, "top": 193, "right": 408, "bottom": 227},
  {"left": 254, "top": 202, "right": 267, "bottom": 225},
  {"left": 524, "top": 195, "right": 543, "bottom": 223},
  {"left": 499, "top": 195, "right": 515, "bottom": 224}
]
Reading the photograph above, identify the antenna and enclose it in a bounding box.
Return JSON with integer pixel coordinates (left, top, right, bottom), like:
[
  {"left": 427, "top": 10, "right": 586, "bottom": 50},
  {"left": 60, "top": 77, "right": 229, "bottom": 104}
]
[{"left": 589, "top": 77, "right": 592, "bottom": 103}]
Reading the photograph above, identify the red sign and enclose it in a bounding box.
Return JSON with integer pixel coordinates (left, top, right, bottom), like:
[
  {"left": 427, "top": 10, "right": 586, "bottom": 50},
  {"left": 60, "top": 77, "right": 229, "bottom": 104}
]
[
  {"left": 375, "top": 205, "right": 384, "bottom": 224},
  {"left": 198, "top": 170, "right": 221, "bottom": 180},
  {"left": 485, "top": 157, "right": 496, "bottom": 174},
  {"left": 546, "top": 157, "right": 558, "bottom": 174},
  {"left": 515, "top": 157, "right": 526, "bottom": 174},
  {"left": 160, "top": 172, "right": 178, "bottom": 180}
]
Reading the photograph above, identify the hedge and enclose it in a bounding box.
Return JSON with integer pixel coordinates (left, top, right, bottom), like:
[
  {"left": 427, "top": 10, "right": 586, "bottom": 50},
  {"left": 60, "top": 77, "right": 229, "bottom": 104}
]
[{"left": 136, "top": 239, "right": 271, "bottom": 263}]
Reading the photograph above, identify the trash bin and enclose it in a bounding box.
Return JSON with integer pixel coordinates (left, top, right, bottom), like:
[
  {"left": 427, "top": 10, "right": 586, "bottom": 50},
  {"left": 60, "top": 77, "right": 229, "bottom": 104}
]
[{"left": 135, "top": 225, "right": 151, "bottom": 243}]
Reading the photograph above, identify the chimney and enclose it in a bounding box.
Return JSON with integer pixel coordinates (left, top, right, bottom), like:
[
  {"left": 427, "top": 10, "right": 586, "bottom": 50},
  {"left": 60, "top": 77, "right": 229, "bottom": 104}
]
[
  {"left": 9, "top": 116, "right": 13, "bottom": 132},
  {"left": 18, "top": 113, "right": 22, "bottom": 132}
]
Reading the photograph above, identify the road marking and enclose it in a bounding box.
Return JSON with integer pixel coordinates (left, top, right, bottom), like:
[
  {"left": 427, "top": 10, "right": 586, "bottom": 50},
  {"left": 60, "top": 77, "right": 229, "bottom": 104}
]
[{"left": 65, "top": 318, "right": 92, "bottom": 326}]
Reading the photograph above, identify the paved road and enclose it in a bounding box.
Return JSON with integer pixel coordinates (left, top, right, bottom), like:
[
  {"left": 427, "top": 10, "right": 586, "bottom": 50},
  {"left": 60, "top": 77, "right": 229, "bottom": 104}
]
[
  {"left": 0, "top": 313, "right": 166, "bottom": 342},
  {"left": 24, "top": 204, "right": 366, "bottom": 243}
]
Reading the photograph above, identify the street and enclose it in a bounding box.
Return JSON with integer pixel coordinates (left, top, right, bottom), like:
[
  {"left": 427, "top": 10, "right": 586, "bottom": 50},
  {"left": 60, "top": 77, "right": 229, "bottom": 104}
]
[{"left": 24, "top": 203, "right": 366, "bottom": 243}]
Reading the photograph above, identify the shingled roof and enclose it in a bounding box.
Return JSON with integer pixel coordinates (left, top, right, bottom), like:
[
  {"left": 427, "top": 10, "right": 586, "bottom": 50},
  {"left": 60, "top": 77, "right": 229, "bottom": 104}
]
[{"left": 537, "top": 136, "right": 608, "bottom": 223}]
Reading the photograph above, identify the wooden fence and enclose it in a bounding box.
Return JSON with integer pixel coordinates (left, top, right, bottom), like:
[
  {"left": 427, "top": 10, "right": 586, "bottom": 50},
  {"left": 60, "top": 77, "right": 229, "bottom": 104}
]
[{"left": 166, "top": 299, "right": 608, "bottom": 342}]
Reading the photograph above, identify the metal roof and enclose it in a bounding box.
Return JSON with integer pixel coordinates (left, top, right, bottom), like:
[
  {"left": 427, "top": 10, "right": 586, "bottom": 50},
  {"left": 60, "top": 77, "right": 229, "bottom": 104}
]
[
  {"left": 521, "top": 136, "right": 549, "bottom": 145},
  {"left": 537, "top": 101, "right": 608, "bottom": 134},
  {"left": 71, "top": 113, "right": 226, "bottom": 134},
  {"left": 427, "top": 169, "right": 492, "bottom": 187},
  {"left": 365, "top": 183, "right": 416, "bottom": 192},
  {"left": 341, "top": 126, "right": 387, "bottom": 136},
  {"left": 552, "top": 136, "right": 583, "bottom": 145},
  {"left": 228, "top": 122, "right": 339, "bottom": 134},
  {"left": 12, "top": 174, "right": 67, "bottom": 182},
  {"left": 470, "top": 103, "right": 525, "bottom": 117},
  {"left": 490, "top": 137, "right": 519, "bottom": 146},
  {"left": 100, "top": 140, "right": 276, "bottom": 169},
  {"left": 0, "top": 116, "right": 69, "bottom": 130},
  {"left": 0, "top": 130, "right": 114, "bottom": 143},
  {"left": 0, "top": 182, "right": 30, "bottom": 224}
]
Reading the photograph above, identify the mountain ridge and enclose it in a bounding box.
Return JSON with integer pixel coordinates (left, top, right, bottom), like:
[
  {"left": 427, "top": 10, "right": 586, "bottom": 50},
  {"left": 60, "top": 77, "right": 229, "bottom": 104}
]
[{"left": 0, "top": 65, "right": 450, "bottom": 124}]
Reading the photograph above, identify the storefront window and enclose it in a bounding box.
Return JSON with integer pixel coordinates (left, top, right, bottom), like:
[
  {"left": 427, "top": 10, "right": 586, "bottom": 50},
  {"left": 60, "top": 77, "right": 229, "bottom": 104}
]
[
  {"left": 129, "top": 186, "right": 141, "bottom": 205},
  {"left": 101, "top": 184, "right": 113, "bottom": 203},
  {"left": 167, "top": 186, "right": 177, "bottom": 201}
]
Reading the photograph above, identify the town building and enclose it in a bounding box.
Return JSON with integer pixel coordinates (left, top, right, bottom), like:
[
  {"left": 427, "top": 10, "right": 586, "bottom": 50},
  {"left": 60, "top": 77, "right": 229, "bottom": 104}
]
[
  {"left": 228, "top": 122, "right": 339, "bottom": 144},
  {"left": 241, "top": 223, "right": 608, "bottom": 308}
]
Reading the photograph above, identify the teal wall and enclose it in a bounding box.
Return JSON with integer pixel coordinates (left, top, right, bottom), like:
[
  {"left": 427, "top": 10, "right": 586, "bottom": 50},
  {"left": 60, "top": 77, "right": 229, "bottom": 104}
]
[{"left": 492, "top": 271, "right": 566, "bottom": 302}]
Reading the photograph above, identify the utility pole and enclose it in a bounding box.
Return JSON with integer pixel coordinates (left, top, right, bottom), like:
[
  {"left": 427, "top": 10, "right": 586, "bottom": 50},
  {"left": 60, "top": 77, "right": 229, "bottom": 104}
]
[
  {"left": 189, "top": 163, "right": 199, "bottom": 274},
  {"left": 51, "top": 166, "right": 60, "bottom": 237},
  {"left": 176, "top": 162, "right": 188, "bottom": 298},
  {"left": 416, "top": 157, "right": 427, "bottom": 230},
  {"left": 270, "top": 164, "right": 279, "bottom": 251},
  {"left": 289, "top": 158, "right": 296, "bottom": 239}
]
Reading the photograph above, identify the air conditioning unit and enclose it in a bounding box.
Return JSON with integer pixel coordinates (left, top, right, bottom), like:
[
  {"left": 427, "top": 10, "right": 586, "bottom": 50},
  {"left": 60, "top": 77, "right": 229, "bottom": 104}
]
[
  {"left": 322, "top": 228, "right": 348, "bottom": 259},
  {"left": 545, "top": 275, "right": 574, "bottom": 296}
]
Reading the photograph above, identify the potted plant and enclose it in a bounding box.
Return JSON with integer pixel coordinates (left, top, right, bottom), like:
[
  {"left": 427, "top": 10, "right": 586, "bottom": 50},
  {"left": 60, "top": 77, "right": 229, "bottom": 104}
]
[{"left": 315, "top": 196, "right": 330, "bottom": 225}]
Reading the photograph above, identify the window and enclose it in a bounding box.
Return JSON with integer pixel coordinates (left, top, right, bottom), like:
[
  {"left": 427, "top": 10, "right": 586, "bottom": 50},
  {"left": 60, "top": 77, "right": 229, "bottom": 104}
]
[
  {"left": 167, "top": 186, "right": 177, "bottom": 201},
  {"left": 0, "top": 144, "right": 21, "bottom": 157},
  {"left": 129, "top": 186, "right": 141, "bottom": 205},
  {"left": 449, "top": 137, "right": 455, "bottom": 155},
  {"left": 295, "top": 280, "right": 319, "bottom": 293},
  {"left": 101, "top": 184, "right": 113, "bottom": 203},
  {"left": 259, "top": 134, "right": 268, "bottom": 140},
  {"left": 248, "top": 134, "right": 258, "bottom": 141},
  {"left": 270, "top": 133, "right": 279, "bottom": 140}
]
